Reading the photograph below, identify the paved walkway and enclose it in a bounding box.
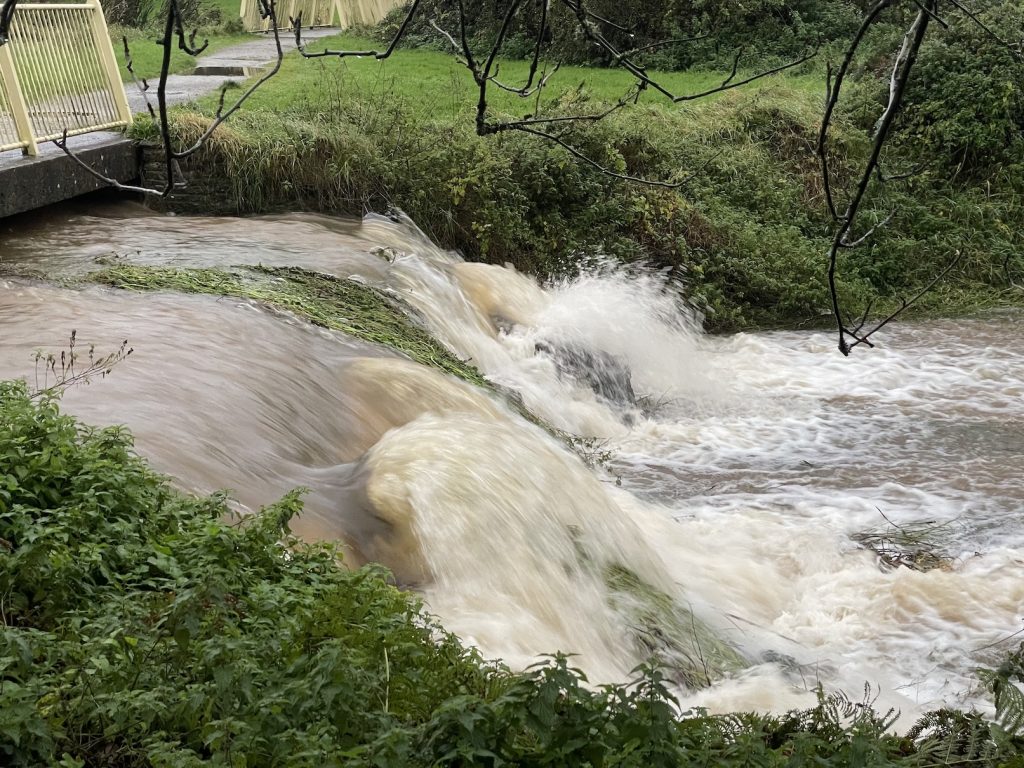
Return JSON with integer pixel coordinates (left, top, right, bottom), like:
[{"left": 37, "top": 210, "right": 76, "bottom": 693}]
[
  {"left": 0, "top": 28, "right": 340, "bottom": 216},
  {"left": 124, "top": 28, "right": 340, "bottom": 115}
]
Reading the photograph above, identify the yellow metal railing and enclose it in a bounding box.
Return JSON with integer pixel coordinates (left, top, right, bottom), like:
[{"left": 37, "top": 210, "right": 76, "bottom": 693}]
[
  {"left": 240, "top": 0, "right": 403, "bottom": 34},
  {"left": 0, "top": 0, "right": 131, "bottom": 156}
]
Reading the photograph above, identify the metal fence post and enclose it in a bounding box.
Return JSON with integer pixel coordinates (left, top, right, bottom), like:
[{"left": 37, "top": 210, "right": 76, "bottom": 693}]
[
  {"left": 87, "top": 0, "right": 132, "bottom": 127},
  {"left": 0, "top": 43, "right": 38, "bottom": 155}
]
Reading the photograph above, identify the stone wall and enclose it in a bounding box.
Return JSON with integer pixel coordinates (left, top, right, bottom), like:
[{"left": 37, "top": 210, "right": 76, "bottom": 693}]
[{"left": 139, "top": 141, "right": 244, "bottom": 215}]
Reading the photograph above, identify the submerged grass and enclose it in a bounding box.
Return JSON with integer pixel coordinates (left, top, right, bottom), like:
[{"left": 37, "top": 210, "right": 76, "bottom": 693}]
[
  {"left": 90, "top": 263, "right": 490, "bottom": 388},
  {"left": 853, "top": 512, "right": 962, "bottom": 572},
  {"left": 605, "top": 564, "right": 747, "bottom": 690}
]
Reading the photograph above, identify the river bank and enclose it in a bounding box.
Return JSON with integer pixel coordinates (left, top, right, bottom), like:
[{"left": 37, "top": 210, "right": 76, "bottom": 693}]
[{"left": 125, "top": 32, "right": 1024, "bottom": 334}]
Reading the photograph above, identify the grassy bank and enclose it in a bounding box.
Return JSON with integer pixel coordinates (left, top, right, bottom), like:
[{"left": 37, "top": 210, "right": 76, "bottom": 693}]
[
  {"left": 3, "top": 381, "right": 1022, "bottom": 765},
  {"left": 134, "top": 32, "right": 1024, "bottom": 332}
]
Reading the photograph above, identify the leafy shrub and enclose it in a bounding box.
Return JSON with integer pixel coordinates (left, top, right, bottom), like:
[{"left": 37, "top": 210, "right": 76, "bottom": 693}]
[
  {"left": 2, "top": 383, "right": 1024, "bottom": 764},
  {"left": 848, "top": 0, "right": 1024, "bottom": 180}
]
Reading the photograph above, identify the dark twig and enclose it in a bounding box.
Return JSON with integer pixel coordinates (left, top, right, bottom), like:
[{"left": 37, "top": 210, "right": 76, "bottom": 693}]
[
  {"left": 618, "top": 34, "right": 710, "bottom": 60},
  {"left": 517, "top": 0, "right": 550, "bottom": 95},
  {"left": 295, "top": 0, "right": 422, "bottom": 58},
  {"left": 54, "top": 130, "right": 180, "bottom": 195},
  {"left": 122, "top": 35, "right": 155, "bottom": 120},
  {"left": 840, "top": 211, "right": 895, "bottom": 248},
  {"left": 53, "top": 0, "right": 284, "bottom": 195},
  {"left": 912, "top": 0, "right": 948, "bottom": 29},
  {"left": 516, "top": 125, "right": 720, "bottom": 189},
  {"left": 672, "top": 47, "right": 817, "bottom": 102},
  {"left": 173, "top": 0, "right": 284, "bottom": 157},
  {"left": 825, "top": 1, "right": 935, "bottom": 355},
  {"left": 845, "top": 251, "right": 964, "bottom": 353},
  {"left": 948, "top": 0, "right": 1024, "bottom": 60},
  {"left": 721, "top": 47, "right": 744, "bottom": 88},
  {"left": 578, "top": 4, "right": 634, "bottom": 33},
  {"left": 818, "top": 0, "right": 895, "bottom": 223},
  {"left": 875, "top": 159, "right": 931, "bottom": 182},
  {"left": 0, "top": 0, "right": 16, "bottom": 45},
  {"left": 488, "top": 61, "right": 561, "bottom": 96}
]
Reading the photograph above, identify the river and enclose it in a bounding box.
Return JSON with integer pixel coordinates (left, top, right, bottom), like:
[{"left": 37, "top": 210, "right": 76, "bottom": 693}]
[{"left": 1, "top": 201, "right": 1022, "bottom": 719}]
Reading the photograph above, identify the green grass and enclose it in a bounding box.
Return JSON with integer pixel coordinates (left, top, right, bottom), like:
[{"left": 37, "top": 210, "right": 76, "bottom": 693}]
[
  {"left": 107, "top": 0, "right": 252, "bottom": 82},
  {"left": 112, "top": 25, "right": 252, "bottom": 82},
  {"left": 235, "top": 32, "right": 823, "bottom": 122}
]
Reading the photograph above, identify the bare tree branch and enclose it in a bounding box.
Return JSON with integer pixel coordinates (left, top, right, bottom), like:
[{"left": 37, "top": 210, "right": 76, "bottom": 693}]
[
  {"left": 818, "top": 0, "right": 895, "bottom": 223},
  {"left": 122, "top": 35, "right": 156, "bottom": 120},
  {"left": 0, "top": 0, "right": 16, "bottom": 45},
  {"left": 52, "top": 0, "right": 284, "bottom": 196},
  {"left": 295, "top": 0, "right": 422, "bottom": 58},
  {"left": 824, "top": 1, "right": 935, "bottom": 355},
  {"left": 844, "top": 251, "right": 963, "bottom": 353},
  {"left": 617, "top": 33, "right": 710, "bottom": 61},
  {"left": 947, "top": 0, "right": 1024, "bottom": 60},
  {"left": 840, "top": 211, "right": 895, "bottom": 248}
]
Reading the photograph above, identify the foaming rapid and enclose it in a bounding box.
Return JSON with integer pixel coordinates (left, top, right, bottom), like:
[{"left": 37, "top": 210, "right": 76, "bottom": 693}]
[{"left": 2, "top": 204, "right": 1022, "bottom": 717}]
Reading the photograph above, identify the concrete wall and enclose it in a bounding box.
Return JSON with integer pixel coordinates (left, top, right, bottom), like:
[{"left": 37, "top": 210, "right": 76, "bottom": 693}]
[{"left": 0, "top": 138, "right": 139, "bottom": 219}]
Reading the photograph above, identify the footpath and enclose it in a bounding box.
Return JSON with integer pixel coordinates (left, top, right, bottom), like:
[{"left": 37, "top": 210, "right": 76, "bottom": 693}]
[{"left": 0, "top": 28, "right": 339, "bottom": 218}]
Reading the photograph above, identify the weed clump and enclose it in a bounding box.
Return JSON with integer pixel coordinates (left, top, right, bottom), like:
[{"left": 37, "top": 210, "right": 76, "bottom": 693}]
[{"left": 852, "top": 512, "right": 960, "bottom": 572}]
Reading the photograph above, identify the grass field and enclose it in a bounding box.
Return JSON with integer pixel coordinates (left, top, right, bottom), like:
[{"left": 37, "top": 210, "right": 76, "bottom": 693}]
[
  {"left": 109, "top": 0, "right": 250, "bottom": 82},
  {"left": 233, "top": 31, "right": 823, "bottom": 121}
]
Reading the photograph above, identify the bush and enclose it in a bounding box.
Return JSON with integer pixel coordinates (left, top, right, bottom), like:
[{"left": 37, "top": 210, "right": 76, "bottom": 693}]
[
  {"left": 4, "top": 383, "right": 1024, "bottom": 765},
  {"left": 849, "top": 0, "right": 1024, "bottom": 180}
]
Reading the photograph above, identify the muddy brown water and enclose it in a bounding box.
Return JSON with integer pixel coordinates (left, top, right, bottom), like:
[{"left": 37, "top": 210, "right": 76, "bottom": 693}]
[{"left": 2, "top": 202, "right": 1022, "bottom": 717}]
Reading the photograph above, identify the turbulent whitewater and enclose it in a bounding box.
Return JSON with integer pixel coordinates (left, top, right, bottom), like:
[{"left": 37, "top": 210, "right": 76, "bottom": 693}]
[{"left": 1, "top": 202, "right": 1022, "bottom": 718}]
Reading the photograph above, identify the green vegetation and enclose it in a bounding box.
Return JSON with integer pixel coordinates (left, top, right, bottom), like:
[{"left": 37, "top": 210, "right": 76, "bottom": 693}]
[
  {"left": 90, "top": 263, "right": 490, "bottom": 387},
  {"left": 4, "top": 382, "right": 1024, "bottom": 765},
  {"left": 112, "top": 26, "right": 250, "bottom": 81},
  {"left": 107, "top": 0, "right": 248, "bottom": 82},
  {"left": 383, "top": 0, "right": 863, "bottom": 70},
  {"left": 134, "top": 30, "right": 1024, "bottom": 331},
  {"left": 605, "top": 564, "right": 746, "bottom": 689}
]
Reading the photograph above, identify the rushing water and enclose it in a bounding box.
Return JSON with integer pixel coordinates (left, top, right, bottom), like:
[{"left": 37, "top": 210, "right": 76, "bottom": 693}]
[{"left": 2, "top": 202, "right": 1022, "bottom": 719}]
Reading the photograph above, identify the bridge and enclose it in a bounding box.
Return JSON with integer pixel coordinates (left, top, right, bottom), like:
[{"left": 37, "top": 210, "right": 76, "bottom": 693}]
[{"left": 0, "top": 0, "right": 401, "bottom": 218}]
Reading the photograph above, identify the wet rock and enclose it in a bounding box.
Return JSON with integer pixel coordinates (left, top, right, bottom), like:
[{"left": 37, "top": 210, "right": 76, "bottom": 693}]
[{"left": 536, "top": 339, "right": 637, "bottom": 407}]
